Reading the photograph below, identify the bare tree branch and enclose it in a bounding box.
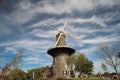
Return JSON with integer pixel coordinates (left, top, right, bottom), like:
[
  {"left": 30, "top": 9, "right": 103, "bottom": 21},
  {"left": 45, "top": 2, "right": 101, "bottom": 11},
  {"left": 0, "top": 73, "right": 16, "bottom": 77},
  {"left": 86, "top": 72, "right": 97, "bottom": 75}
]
[{"left": 99, "top": 44, "right": 120, "bottom": 76}]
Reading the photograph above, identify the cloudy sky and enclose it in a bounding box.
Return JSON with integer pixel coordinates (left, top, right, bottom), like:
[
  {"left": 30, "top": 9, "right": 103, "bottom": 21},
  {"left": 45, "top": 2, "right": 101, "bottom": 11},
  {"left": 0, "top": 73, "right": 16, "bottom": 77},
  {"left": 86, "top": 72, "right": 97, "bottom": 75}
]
[{"left": 0, "top": 0, "right": 120, "bottom": 73}]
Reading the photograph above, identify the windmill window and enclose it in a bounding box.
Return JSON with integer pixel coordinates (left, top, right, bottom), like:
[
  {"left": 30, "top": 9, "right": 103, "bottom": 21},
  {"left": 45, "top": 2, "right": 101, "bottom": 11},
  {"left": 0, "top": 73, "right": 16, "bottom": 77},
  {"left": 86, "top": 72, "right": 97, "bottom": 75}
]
[
  {"left": 63, "top": 70, "right": 68, "bottom": 75},
  {"left": 68, "top": 71, "right": 71, "bottom": 74},
  {"left": 63, "top": 71, "right": 66, "bottom": 74}
]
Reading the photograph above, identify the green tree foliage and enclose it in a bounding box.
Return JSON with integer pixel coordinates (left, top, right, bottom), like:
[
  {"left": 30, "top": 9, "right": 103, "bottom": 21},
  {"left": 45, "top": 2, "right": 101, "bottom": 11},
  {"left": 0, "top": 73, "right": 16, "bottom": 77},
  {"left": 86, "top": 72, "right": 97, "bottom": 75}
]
[
  {"left": 27, "top": 67, "right": 46, "bottom": 79},
  {"left": 9, "top": 68, "right": 26, "bottom": 80},
  {"left": 103, "top": 72, "right": 110, "bottom": 75},
  {"left": 67, "top": 55, "right": 76, "bottom": 65},
  {"left": 67, "top": 52, "right": 94, "bottom": 75},
  {"left": 75, "top": 54, "right": 93, "bottom": 75}
]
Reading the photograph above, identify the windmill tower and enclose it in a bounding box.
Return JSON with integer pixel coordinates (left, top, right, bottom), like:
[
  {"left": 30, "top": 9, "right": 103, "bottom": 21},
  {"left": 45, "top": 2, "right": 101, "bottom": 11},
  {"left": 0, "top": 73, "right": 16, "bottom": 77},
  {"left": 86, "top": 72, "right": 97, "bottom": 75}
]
[{"left": 47, "top": 23, "right": 79, "bottom": 78}]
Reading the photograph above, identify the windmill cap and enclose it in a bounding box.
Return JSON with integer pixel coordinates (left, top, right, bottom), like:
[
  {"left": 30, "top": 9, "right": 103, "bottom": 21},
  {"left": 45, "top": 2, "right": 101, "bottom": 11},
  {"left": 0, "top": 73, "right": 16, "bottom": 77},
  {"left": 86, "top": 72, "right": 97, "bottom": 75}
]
[
  {"left": 47, "top": 46, "right": 76, "bottom": 56},
  {"left": 56, "top": 31, "right": 65, "bottom": 37}
]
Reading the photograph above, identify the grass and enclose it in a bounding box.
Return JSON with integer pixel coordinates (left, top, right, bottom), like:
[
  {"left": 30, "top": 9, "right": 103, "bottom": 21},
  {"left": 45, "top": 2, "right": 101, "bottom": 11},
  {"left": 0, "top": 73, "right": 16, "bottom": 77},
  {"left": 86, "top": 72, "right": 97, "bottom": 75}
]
[
  {"left": 42, "top": 78, "right": 115, "bottom": 80},
  {"left": 65, "top": 78, "right": 114, "bottom": 80}
]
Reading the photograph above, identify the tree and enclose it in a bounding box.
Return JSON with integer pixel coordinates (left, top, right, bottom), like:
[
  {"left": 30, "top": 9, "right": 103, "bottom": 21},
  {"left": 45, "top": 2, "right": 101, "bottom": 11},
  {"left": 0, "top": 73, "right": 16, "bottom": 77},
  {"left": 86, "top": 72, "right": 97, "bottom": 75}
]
[
  {"left": 67, "top": 52, "right": 94, "bottom": 75},
  {"left": 75, "top": 53, "right": 93, "bottom": 75},
  {"left": 10, "top": 48, "right": 24, "bottom": 70},
  {"left": 99, "top": 44, "right": 120, "bottom": 75},
  {"left": 9, "top": 68, "right": 26, "bottom": 80},
  {"left": 101, "top": 63, "right": 108, "bottom": 72},
  {"left": 27, "top": 67, "right": 46, "bottom": 79},
  {"left": 67, "top": 55, "right": 76, "bottom": 65}
]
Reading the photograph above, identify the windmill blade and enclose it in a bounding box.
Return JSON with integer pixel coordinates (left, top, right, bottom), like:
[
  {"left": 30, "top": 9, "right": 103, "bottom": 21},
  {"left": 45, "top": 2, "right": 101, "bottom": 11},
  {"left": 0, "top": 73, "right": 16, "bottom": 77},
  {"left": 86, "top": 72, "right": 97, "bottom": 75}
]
[
  {"left": 55, "top": 34, "right": 61, "bottom": 46},
  {"left": 44, "top": 24, "right": 60, "bottom": 32},
  {"left": 63, "top": 22, "right": 68, "bottom": 31},
  {"left": 65, "top": 32, "right": 82, "bottom": 41}
]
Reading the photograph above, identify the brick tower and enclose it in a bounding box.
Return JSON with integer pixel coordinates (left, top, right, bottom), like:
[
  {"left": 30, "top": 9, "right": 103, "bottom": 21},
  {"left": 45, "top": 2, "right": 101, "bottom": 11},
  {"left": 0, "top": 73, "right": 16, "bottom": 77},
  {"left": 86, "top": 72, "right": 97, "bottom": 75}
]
[{"left": 47, "top": 31, "right": 75, "bottom": 78}]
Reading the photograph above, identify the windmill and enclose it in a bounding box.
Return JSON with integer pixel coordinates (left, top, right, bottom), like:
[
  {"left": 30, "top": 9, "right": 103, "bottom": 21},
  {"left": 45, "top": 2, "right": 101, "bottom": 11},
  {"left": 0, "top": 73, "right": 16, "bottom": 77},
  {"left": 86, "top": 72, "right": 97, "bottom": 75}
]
[
  {"left": 45, "top": 22, "right": 81, "bottom": 47},
  {"left": 46, "top": 22, "right": 80, "bottom": 78}
]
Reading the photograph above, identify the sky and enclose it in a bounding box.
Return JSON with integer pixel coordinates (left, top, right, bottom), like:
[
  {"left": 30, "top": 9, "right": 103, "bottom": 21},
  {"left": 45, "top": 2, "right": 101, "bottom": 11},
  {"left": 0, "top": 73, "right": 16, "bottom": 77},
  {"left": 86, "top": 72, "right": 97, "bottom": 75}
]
[{"left": 0, "top": 0, "right": 120, "bottom": 74}]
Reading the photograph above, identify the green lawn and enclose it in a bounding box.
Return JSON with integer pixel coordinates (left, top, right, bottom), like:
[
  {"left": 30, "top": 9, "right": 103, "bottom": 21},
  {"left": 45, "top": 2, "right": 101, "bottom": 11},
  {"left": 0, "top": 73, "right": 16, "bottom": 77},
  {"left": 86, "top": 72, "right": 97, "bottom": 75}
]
[
  {"left": 44, "top": 78, "right": 115, "bottom": 80},
  {"left": 66, "top": 78, "right": 114, "bottom": 80},
  {"left": 68, "top": 78, "right": 114, "bottom": 80}
]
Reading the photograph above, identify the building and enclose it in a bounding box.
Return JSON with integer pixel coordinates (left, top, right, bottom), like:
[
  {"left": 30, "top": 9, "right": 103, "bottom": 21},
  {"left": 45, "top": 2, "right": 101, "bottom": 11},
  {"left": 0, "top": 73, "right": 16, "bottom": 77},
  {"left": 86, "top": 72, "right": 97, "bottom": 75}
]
[{"left": 47, "top": 31, "right": 75, "bottom": 78}]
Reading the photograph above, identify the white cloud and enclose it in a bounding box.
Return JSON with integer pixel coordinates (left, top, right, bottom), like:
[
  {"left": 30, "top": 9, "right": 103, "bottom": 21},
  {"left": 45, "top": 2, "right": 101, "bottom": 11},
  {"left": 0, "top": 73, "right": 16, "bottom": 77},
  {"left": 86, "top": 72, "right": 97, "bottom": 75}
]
[
  {"left": 0, "top": 41, "right": 14, "bottom": 47},
  {"left": 28, "top": 28, "right": 57, "bottom": 38},
  {"left": 82, "top": 35, "right": 120, "bottom": 44},
  {"left": 68, "top": 0, "right": 97, "bottom": 13},
  {"left": 4, "top": 0, "right": 35, "bottom": 24},
  {"left": 23, "top": 55, "right": 52, "bottom": 65},
  {"left": 34, "top": 0, "right": 120, "bottom": 15},
  {"left": 79, "top": 46, "right": 98, "bottom": 54},
  {"left": 35, "top": 0, "right": 119, "bottom": 14},
  {"left": 18, "top": 0, "right": 31, "bottom": 10},
  {"left": 31, "top": 15, "right": 106, "bottom": 35},
  {"left": 14, "top": 39, "right": 53, "bottom": 51},
  {"left": 23, "top": 56, "right": 40, "bottom": 64},
  {"left": 3, "top": 0, "right": 119, "bottom": 25},
  {"left": 5, "top": 47, "right": 17, "bottom": 54},
  {"left": 94, "top": 60, "right": 103, "bottom": 73},
  {"left": 97, "top": 0, "right": 120, "bottom": 7},
  {"left": 0, "top": 38, "right": 53, "bottom": 55},
  {"left": 71, "top": 15, "right": 106, "bottom": 27}
]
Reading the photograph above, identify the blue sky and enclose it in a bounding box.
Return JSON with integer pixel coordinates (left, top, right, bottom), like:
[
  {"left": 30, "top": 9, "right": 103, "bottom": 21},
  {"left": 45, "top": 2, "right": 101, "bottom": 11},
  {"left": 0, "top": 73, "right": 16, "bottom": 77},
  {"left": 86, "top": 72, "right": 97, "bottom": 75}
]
[{"left": 0, "top": 0, "right": 120, "bottom": 73}]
